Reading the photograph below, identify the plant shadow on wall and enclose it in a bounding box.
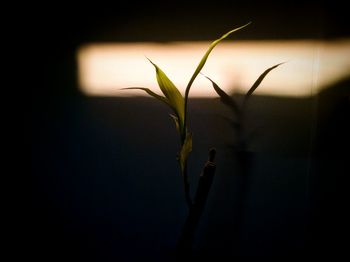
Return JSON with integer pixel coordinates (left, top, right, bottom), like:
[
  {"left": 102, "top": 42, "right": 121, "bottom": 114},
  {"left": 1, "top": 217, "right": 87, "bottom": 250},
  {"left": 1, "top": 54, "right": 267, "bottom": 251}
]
[
  {"left": 198, "top": 63, "right": 283, "bottom": 257},
  {"left": 123, "top": 22, "right": 286, "bottom": 261}
]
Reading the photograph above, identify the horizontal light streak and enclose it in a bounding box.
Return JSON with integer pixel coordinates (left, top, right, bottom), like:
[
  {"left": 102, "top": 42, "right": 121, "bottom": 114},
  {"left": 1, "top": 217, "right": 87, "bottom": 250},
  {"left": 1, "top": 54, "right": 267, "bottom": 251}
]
[{"left": 78, "top": 40, "right": 350, "bottom": 97}]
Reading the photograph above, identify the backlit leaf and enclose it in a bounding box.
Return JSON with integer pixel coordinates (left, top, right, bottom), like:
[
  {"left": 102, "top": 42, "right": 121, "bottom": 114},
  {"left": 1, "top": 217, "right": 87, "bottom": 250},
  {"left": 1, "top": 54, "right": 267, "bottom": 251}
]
[
  {"left": 184, "top": 22, "right": 251, "bottom": 102},
  {"left": 169, "top": 114, "right": 180, "bottom": 133},
  {"left": 179, "top": 132, "right": 192, "bottom": 174},
  {"left": 147, "top": 58, "right": 185, "bottom": 133},
  {"left": 122, "top": 87, "right": 169, "bottom": 106}
]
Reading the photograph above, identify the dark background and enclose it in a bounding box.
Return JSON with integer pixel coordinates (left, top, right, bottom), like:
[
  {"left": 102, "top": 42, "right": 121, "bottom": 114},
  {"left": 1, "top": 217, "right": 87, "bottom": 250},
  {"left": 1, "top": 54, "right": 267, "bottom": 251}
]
[{"left": 31, "top": 1, "right": 349, "bottom": 261}]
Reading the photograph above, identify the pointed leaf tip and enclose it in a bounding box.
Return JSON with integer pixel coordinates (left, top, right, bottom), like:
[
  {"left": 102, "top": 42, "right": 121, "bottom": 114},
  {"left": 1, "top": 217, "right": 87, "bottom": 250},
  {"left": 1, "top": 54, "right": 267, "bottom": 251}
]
[
  {"left": 147, "top": 60, "right": 185, "bottom": 132},
  {"left": 202, "top": 74, "right": 240, "bottom": 115},
  {"left": 122, "top": 87, "right": 169, "bottom": 105},
  {"left": 185, "top": 22, "right": 251, "bottom": 103}
]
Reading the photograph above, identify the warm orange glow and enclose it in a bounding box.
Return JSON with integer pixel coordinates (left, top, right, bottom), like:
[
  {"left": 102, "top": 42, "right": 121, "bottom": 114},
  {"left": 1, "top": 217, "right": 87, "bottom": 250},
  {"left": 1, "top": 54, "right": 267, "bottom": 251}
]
[{"left": 77, "top": 40, "right": 350, "bottom": 97}]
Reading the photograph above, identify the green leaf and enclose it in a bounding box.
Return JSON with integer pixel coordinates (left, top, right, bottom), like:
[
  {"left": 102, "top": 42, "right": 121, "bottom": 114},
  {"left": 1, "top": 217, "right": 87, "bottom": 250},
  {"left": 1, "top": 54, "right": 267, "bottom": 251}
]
[
  {"left": 169, "top": 114, "right": 180, "bottom": 133},
  {"left": 121, "top": 87, "right": 170, "bottom": 106},
  {"left": 202, "top": 74, "right": 240, "bottom": 116},
  {"left": 147, "top": 58, "right": 185, "bottom": 133},
  {"left": 179, "top": 132, "right": 192, "bottom": 174},
  {"left": 245, "top": 62, "right": 285, "bottom": 99},
  {"left": 184, "top": 22, "right": 251, "bottom": 102}
]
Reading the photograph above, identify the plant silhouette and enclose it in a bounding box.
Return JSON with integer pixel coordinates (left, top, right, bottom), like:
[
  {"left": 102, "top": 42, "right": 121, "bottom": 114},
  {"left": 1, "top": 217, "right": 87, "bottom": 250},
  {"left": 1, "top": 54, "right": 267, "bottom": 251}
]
[
  {"left": 123, "top": 23, "right": 250, "bottom": 210},
  {"left": 200, "top": 63, "right": 284, "bottom": 257},
  {"left": 203, "top": 62, "right": 284, "bottom": 154},
  {"left": 123, "top": 23, "right": 283, "bottom": 260}
]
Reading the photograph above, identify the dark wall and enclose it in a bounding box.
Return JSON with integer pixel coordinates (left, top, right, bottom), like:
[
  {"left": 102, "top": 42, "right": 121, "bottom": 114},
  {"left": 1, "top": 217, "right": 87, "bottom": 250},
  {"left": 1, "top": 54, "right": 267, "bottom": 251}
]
[{"left": 31, "top": 1, "right": 349, "bottom": 261}]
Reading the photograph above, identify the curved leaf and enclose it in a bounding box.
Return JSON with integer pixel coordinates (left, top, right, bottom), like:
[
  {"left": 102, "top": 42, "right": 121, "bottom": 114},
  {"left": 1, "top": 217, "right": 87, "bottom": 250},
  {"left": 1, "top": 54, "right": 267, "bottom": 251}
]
[
  {"left": 147, "top": 58, "right": 185, "bottom": 132},
  {"left": 179, "top": 132, "right": 192, "bottom": 174},
  {"left": 184, "top": 22, "right": 251, "bottom": 102},
  {"left": 122, "top": 87, "right": 169, "bottom": 105},
  {"left": 169, "top": 114, "right": 180, "bottom": 133}
]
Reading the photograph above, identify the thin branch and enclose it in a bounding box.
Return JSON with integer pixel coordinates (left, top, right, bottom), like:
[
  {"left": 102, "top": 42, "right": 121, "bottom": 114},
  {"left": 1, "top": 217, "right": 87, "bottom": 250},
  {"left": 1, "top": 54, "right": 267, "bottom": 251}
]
[{"left": 183, "top": 162, "right": 193, "bottom": 209}]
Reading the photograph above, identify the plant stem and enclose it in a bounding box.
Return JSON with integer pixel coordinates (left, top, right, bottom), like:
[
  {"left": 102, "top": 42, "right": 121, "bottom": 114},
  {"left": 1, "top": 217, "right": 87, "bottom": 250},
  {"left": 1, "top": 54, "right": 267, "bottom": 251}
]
[
  {"left": 183, "top": 162, "right": 193, "bottom": 209},
  {"left": 176, "top": 149, "right": 217, "bottom": 260}
]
